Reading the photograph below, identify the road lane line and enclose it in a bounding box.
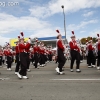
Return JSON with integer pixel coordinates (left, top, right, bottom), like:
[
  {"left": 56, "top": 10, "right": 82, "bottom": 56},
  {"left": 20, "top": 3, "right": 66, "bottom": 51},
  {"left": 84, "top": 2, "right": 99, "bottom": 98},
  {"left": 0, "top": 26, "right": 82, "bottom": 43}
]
[
  {"left": 50, "top": 79, "right": 100, "bottom": 81},
  {"left": 0, "top": 78, "right": 10, "bottom": 80}
]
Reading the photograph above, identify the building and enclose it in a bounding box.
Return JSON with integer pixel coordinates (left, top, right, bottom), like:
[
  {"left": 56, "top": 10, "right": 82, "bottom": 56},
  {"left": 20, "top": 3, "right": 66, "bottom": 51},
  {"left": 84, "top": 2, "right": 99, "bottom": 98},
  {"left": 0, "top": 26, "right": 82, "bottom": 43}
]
[
  {"left": 37, "top": 36, "right": 67, "bottom": 48},
  {"left": 10, "top": 36, "right": 67, "bottom": 48}
]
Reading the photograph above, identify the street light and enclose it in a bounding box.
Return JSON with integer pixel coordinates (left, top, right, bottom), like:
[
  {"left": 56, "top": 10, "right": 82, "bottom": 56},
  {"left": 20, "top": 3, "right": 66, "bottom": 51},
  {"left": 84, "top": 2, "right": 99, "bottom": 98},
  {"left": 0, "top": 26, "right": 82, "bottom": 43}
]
[{"left": 61, "top": 5, "right": 67, "bottom": 44}]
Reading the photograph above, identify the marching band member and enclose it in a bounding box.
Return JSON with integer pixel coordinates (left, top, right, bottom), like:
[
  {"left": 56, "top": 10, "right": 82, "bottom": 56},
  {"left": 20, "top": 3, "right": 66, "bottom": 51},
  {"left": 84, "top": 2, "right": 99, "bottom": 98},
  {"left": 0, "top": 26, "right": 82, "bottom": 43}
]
[
  {"left": 42, "top": 44, "right": 46, "bottom": 66},
  {"left": 17, "top": 32, "right": 30, "bottom": 79},
  {"left": 80, "top": 47, "right": 85, "bottom": 62},
  {"left": 29, "top": 46, "right": 34, "bottom": 65},
  {"left": 6, "top": 43, "right": 13, "bottom": 71},
  {"left": 43, "top": 46, "right": 48, "bottom": 65},
  {"left": 15, "top": 37, "right": 20, "bottom": 75},
  {"left": 25, "top": 38, "right": 31, "bottom": 72},
  {"left": 55, "top": 29, "right": 66, "bottom": 75},
  {"left": 48, "top": 46, "right": 53, "bottom": 62},
  {"left": 0, "top": 48, "right": 3, "bottom": 67},
  {"left": 46, "top": 46, "right": 50, "bottom": 63},
  {"left": 96, "top": 34, "right": 100, "bottom": 70},
  {"left": 2, "top": 48, "right": 5, "bottom": 65},
  {"left": 85, "top": 39, "right": 89, "bottom": 65},
  {"left": 39, "top": 42, "right": 45, "bottom": 67},
  {"left": 69, "top": 31, "right": 81, "bottom": 72},
  {"left": 33, "top": 39, "right": 39, "bottom": 69},
  {"left": 43, "top": 46, "right": 47, "bottom": 66},
  {"left": 77, "top": 40, "right": 83, "bottom": 63},
  {"left": 66, "top": 47, "right": 70, "bottom": 61},
  {"left": 87, "top": 37, "right": 95, "bottom": 68},
  {"left": 3, "top": 46, "right": 8, "bottom": 66},
  {"left": 31, "top": 46, "right": 35, "bottom": 65}
]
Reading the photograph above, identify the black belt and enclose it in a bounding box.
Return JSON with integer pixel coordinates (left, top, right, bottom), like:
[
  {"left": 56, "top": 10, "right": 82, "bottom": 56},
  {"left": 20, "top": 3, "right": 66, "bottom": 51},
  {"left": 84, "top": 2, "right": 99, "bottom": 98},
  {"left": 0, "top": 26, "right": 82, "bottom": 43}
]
[{"left": 21, "top": 52, "right": 27, "bottom": 53}]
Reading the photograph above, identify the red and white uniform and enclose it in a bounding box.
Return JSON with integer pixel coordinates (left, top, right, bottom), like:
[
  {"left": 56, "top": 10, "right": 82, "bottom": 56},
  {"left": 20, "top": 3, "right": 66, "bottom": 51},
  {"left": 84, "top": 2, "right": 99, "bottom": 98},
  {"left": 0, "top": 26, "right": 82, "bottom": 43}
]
[
  {"left": 18, "top": 43, "right": 30, "bottom": 53},
  {"left": 33, "top": 45, "right": 39, "bottom": 53},
  {"left": 3, "top": 49, "right": 8, "bottom": 56},
  {"left": 15, "top": 45, "right": 19, "bottom": 54},
  {"left": 0, "top": 50, "right": 3, "bottom": 56},
  {"left": 25, "top": 43, "right": 31, "bottom": 53},
  {"left": 57, "top": 39, "right": 65, "bottom": 51},
  {"left": 6, "top": 49, "right": 12, "bottom": 57},
  {"left": 87, "top": 44, "right": 94, "bottom": 51},
  {"left": 69, "top": 40, "right": 80, "bottom": 52},
  {"left": 96, "top": 42, "right": 100, "bottom": 51}
]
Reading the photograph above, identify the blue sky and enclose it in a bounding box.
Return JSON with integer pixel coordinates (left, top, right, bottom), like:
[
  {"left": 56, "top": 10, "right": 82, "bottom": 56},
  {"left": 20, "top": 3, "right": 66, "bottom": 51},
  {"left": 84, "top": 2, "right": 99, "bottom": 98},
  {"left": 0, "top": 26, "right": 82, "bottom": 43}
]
[{"left": 0, "top": 0, "right": 100, "bottom": 45}]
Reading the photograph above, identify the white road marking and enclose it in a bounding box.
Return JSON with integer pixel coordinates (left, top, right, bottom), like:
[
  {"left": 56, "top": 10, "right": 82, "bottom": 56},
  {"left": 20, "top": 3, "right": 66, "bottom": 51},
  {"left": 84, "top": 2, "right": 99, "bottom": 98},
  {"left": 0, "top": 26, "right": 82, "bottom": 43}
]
[
  {"left": 50, "top": 79, "right": 100, "bottom": 81},
  {"left": 0, "top": 78, "right": 10, "bottom": 80}
]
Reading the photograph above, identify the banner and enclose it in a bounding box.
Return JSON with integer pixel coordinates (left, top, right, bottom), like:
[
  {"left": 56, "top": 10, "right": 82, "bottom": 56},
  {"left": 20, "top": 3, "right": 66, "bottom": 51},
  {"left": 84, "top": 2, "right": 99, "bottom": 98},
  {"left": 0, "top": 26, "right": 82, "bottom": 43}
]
[{"left": 10, "top": 38, "right": 29, "bottom": 46}]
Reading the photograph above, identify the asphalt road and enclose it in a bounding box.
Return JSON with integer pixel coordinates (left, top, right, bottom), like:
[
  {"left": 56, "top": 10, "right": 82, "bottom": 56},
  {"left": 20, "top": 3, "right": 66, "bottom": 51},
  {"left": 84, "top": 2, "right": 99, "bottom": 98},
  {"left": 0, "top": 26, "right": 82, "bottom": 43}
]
[{"left": 0, "top": 60, "right": 100, "bottom": 100}]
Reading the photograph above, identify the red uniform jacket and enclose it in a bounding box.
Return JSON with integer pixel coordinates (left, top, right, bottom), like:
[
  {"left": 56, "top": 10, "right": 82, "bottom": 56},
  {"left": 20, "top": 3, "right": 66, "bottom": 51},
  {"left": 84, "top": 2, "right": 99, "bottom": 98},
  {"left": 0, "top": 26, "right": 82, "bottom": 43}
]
[
  {"left": 18, "top": 43, "right": 30, "bottom": 53},
  {"left": 69, "top": 40, "right": 80, "bottom": 52},
  {"left": 57, "top": 39, "right": 65, "bottom": 51},
  {"left": 0, "top": 50, "right": 3, "bottom": 56},
  {"left": 88, "top": 44, "right": 94, "bottom": 51},
  {"left": 25, "top": 43, "right": 31, "bottom": 53},
  {"left": 3, "top": 49, "right": 8, "bottom": 56},
  {"left": 33, "top": 46, "right": 39, "bottom": 53},
  {"left": 15, "top": 45, "right": 19, "bottom": 54},
  {"left": 97, "top": 43, "right": 100, "bottom": 51},
  {"left": 6, "top": 49, "right": 12, "bottom": 56}
]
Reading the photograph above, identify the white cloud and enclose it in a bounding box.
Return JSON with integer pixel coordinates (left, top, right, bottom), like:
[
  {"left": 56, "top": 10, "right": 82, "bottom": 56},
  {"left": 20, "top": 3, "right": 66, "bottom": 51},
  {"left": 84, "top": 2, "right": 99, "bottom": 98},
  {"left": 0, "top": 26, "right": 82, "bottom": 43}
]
[
  {"left": 30, "top": 27, "right": 66, "bottom": 39},
  {"left": 29, "top": 0, "right": 100, "bottom": 18},
  {"left": 0, "top": 13, "right": 51, "bottom": 34},
  {"left": 0, "top": 12, "right": 98, "bottom": 45},
  {"left": 80, "top": 31, "right": 86, "bottom": 33},
  {"left": 0, "top": 12, "right": 61, "bottom": 45},
  {"left": 0, "top": 36, "right": 10, "bottom": 46},
  {"left": 30, "top": 28, "right": 55, "bottom": 38},
  {"left": 67, "top": 19, "right": 98, "bottom": 31},
  {"left": 0, "top": 0, "right": 100, "bottom": 46},
  {"left": 83, "top": 11, "right": 94, "bottom": 17},
  {"left": 29, "top": 6, "right": 51, "bottom": 18},
  {"left": 89, "top": 29, "right": 100, "bottom": 37},
  {"left": 65, "top": 19, "right": 98, "bottom": 41}
]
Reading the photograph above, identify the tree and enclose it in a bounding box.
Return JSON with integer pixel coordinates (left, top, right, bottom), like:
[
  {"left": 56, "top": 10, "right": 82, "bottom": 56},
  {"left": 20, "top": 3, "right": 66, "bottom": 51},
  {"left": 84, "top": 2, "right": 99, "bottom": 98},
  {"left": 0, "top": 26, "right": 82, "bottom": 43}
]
[
  {"left": 80, "top": 38, "right": 86, "bottom": 44},
  {"left": 92, "top": 37, "right": 97, "bottom": 43},
  {"left": 81, "top": 37, "right": 97, "bottom": 44}
]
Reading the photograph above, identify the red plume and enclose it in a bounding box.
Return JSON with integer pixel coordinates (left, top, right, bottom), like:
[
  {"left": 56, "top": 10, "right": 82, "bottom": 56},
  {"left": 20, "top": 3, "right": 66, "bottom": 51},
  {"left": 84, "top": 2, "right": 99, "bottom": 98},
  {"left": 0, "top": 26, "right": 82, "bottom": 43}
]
[
  {"left": 97, "top": 34, "right": 99, "bottom": 37},
  {"left": 36, "top": 39, "right": 38, "bottom": 42},
  {"left": 90, "top": 37, "right": 92, "bottom": 40},
  {"left": 56, "top": 30, "right": 60, "bottom": 33},
  {"left": 72, "top": 31, "right": 74, "bottom": 35},
  {"left": 20, "top": 32, "right": 24, "bottom": 37},
  {"left": 18, "top": 36, "right": 20, "bottom": 39}
]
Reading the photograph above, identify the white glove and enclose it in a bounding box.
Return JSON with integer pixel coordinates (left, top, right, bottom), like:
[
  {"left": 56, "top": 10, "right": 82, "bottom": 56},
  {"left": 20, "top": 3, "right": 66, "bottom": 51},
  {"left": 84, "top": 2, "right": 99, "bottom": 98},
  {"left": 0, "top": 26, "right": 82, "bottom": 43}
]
[
  {"left": 10, "top": 49, "right": 13, "bottom": 53},
  {"left": 24, "top": 43, "right": 26, "bottom": 45},
  {"left": 74, "top": 49, "right": 78, "bottom": 51},
  {"left": 28, "top": 39, "right": 31, "bottom": 43}
]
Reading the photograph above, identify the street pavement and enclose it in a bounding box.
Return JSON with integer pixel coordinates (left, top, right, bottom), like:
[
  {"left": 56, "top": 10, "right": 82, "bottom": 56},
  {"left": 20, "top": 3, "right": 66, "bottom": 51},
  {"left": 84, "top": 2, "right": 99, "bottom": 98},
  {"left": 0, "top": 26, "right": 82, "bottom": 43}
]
[{"left": 0, "top": 60, "right": 100, "bottom": 100}]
